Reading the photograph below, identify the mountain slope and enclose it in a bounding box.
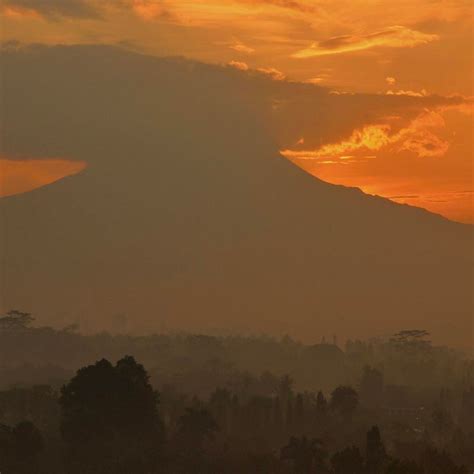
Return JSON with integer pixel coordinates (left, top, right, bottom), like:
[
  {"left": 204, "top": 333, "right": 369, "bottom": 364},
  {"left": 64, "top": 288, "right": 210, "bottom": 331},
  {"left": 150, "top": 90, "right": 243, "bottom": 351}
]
[{"left": 1, "top": 45, "right": 472, "bottom": 346}]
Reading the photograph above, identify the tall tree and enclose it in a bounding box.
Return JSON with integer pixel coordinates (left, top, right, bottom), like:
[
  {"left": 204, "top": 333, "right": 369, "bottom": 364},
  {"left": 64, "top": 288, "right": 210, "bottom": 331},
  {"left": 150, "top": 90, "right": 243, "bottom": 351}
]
[
  {"left": 385, "top": 459, "right": 423, "bottom": 474},
  {"left": 60, "top": 356, "right": 164, "bottom": 474},
  {"left": 177, "top": 407, "right": 218, "bottom": 452},
  {"left": 330, "top": 386, "right": 358, "bottom": 421},
  {"left": 316, "top": 391, "right": 328, "bottom": 416},
  {"left": 209, "top": 388, "right": 231, "bottom": 434},
  {"left": 281, "top": 436, "right": 327, "bottom": 474},
  {"left": 421, "top": 448, "right": 468, "bottom": 474},
  {"left": 360, "top": 366, "right": 384, "bottom": 408},
  {"left": 366, "top": 426, "right": 387, "bottom": 474},
  {"left": 331, "top": 446, "right": 364, "bottom": 474},
  {"left": 0, "top": 421, "right": 43, "bottom": 474}
]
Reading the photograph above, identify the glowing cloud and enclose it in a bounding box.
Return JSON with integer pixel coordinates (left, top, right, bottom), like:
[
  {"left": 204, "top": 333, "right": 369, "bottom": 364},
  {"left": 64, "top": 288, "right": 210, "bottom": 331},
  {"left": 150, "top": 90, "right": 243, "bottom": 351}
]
[
  {"left": 293, "top": 26, "right": 439, "bottom": 58},
  {"left": 256, "top": 66, "right": 286, "bottom": 80},
  {"left": 229, "top": 42, "right": 255, "bottom": 54},
  {"left": 386, "top": 89, "right": 428, "bottom": 97},
  {"left": 0, "top": 159, "right": 87, "bottom": 197},
  {"left": 395, "top": 112, "right": 449, "bottom": 157},
  {"left": 228, "top": 60, "right": 249, "bottom": 70},
  {"left": 281, "top": 110, "right": 449, "bottom": 160},
  {"left": 281, "top": 124, "right": 391, "bottom": 159},
  {"left": 129, "top": 0, "right": 170, "bottom": 21}
]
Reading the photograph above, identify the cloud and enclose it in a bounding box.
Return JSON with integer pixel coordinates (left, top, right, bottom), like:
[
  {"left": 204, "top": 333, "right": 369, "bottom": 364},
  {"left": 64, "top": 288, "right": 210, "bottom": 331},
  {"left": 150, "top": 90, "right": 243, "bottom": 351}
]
[
  {"left": 229, "top": 42, "right": 255, "bottom": 54},
  {"left": 256, "top": 66, "right": 286, "bottom": 80},
  {"left": 227, "top": 61, "right": 286, "bottom": 80},
  {"left": 281, "top": 124, "right": 392, "bottom": 159},
  {"left": 386, "top": 89, "right": 428, "bottom": 97},
  {"left": 292, "top": 26, "right": 439, "bottom": 58},
  {"left": 127, "top": 0, "right": 174, "bottom": 21},
  {"left": 239, "top": 0, "right": 316, "bottom": 13},
  {"left": 227, "top": 60, "right": 249, "bottom": 70},
  {"left": 305, "top": 71, "right": 332, "bottom": 84},
  {"left": 281, "top": 110, "right": 450, "bottom": 160},
  {"left": 386, "top": 76, "right": 396, "bottom": 85},
  {"left": 396, "top": 112, "right": 449, "bottom": 157},
  {"left": 2, "top": 0, "right": 101, "bottom": 19}
]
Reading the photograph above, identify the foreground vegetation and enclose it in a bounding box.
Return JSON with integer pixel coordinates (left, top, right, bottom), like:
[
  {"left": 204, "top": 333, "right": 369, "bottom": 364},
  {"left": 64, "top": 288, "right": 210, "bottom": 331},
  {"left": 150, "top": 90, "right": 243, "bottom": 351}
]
[{"left": 0, "top": 311, "right": 472, "bottom": 473}]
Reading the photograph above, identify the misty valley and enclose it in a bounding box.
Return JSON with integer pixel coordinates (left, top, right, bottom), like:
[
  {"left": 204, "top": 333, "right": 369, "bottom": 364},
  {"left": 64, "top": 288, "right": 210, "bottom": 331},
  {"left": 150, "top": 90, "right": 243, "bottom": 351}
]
[{"left": 0, "top": 312, "right": 472, "bottom": 473}]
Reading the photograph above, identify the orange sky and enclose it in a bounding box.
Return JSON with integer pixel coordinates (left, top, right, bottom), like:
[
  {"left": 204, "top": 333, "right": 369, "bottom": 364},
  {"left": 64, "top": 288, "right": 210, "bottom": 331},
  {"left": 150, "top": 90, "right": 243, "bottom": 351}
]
[
  {"left": 0, "top": 159, "right": 87, "bottom": 197},
  {"left": 1, "top": 0, "right": 473, "bottom": 222}
]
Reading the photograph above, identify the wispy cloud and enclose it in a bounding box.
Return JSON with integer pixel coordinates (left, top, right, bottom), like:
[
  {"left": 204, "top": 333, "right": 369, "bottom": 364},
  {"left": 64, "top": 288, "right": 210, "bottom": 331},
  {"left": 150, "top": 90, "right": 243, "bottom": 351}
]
[
  {"left": 239, "top": 0, "right": 316, "bottom": 13},
  {"left": 229, "top": 42, "right": 255, "bottom": 54},
  {"left": 292, "top": 26, "right": 438, "bottom": 58}
]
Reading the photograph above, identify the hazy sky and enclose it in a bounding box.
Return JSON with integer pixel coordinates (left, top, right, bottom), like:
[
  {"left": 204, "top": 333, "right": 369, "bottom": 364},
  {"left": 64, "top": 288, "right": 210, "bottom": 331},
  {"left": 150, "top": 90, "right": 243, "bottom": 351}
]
[{"left": 1, "top": 0, "right": 473, "bottom": 222}]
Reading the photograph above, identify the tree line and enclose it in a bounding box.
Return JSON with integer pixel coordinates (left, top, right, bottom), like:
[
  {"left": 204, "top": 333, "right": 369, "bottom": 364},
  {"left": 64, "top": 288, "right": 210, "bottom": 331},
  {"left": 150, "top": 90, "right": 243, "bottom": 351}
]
[{"left": 1, "top": 355, "right": 472, "bottom": 473}]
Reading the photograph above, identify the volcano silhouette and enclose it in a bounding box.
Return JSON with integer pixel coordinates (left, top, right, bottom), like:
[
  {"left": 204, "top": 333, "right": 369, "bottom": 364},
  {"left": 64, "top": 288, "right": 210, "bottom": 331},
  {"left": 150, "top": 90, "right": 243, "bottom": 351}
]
[{"left": 1, "top": 45, "right": 472, "bottom": 346}]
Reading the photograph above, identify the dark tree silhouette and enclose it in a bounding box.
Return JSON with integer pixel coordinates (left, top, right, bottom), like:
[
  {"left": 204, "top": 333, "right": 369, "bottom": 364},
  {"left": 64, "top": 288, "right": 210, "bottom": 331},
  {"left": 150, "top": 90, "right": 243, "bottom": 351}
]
[
  {"left": 209, "top": 387, "right": 231, "bottom": 433},
  {"left": 385, "top": 458, "right": 423, "bottom": 474},
  {"left": 331, "top": 445, "right": 364, "bottom": 474},
  {"left": 316, "top": 391, "right": 328, "bottom": 416},
  {"left": 0, "top": 421, "right": 43, "bottom": 474},
  {"left": 177, "top": 406, "right": 218, "bottom": 450},
  {"left": 273, "top": 396, "right": 283, "bottom": 430},
  {"left": 173, "top": 406, "right": 219, "bottom": 473},
  {"left": 459, "top": 387, "right": 474, "bottom": 433},
  {"left": 360, "top": 366, "right": 384, "bottom": 407},
  {"left": 421, "top": 448, "right": 468, "bottom": 474},
  {"left": 431, "top": 407, "right": 454, "bottom": 442},
  {"left": 365, "top": 426, "right": 387, "bottom": 474},
  {"left": 60, "top": 356, "right": 164, "bottom": 474},
  {"left": 279, "top": 375, "right": 294, "bottom": 405},
  {"left": 281, "top": 436, "right": 327, "bottom": 473},
  {"left": 330, "top": 386, "right": 358, "bottom": 420},
  {"left": 294, "top": 393, "right": 305, "bottom": 432}
]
